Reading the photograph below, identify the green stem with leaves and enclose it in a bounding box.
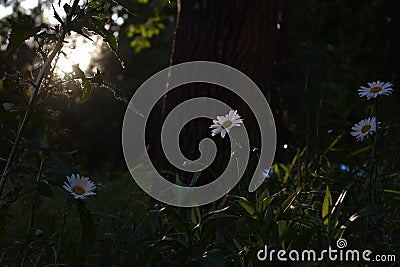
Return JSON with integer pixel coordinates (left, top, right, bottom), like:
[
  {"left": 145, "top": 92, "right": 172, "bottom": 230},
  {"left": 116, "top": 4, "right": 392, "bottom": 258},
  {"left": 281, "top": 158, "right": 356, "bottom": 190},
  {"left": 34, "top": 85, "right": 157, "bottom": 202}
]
[{"left": 0, "top": 0, "right": 80, "bottom": 198}]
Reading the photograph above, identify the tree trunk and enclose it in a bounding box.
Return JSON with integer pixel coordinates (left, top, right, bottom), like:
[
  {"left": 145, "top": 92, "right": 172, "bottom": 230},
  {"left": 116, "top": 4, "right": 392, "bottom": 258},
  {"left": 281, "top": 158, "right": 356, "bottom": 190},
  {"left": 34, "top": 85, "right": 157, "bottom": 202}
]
[{"left": 154, "top": 0, "right": 282, "bottom": 185}]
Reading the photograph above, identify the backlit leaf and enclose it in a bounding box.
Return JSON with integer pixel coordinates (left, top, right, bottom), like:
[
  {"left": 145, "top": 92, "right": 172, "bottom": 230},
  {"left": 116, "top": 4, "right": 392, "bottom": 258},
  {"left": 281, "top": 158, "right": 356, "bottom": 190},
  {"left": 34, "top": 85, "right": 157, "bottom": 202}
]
[
  {"left": 81, "top": 79, "right": 92, "bottom": 103},
  {"left": 322, "top": 186, "right": 332, "bottom": 226},
  {"left": 5, "top": 15, "right": 42, "bottom": 57}
]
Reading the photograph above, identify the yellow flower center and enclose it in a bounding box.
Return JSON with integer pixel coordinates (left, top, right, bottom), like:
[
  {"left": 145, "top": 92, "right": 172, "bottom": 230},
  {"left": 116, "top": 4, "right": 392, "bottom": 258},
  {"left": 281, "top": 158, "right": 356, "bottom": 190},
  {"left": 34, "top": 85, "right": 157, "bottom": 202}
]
[
  {"left": 221, "top": 120, "right": 233, "bottom": 129},
  {"left": 72, "top": 185, "right": 86, "bottom": 195},
  {"left": 361, "top": 124, "right": 371, "bottom": 133},
  {"left": 370, "top": 86, "right": 382, "bottom": 93}
]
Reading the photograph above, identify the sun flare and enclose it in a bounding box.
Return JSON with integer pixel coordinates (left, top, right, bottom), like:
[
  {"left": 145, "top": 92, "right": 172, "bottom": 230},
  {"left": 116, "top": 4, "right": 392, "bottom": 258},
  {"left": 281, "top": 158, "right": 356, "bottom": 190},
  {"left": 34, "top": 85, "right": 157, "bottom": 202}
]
[{"left": 55, "top": 34, "right": 101, "bottom": 75}]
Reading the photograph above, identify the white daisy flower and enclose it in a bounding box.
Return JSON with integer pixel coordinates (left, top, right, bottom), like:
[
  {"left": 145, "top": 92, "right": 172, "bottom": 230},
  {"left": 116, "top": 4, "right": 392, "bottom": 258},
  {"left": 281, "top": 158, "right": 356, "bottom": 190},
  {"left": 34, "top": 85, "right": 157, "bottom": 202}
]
[
  {"left": 62, "top": 174, "right": 96, "bottom": 199},
  {"left": 210, "top": 110, "right": 243, "bottom": 138},
  {"left": 350, "top": 116, "right": 380, "bottom": 141},
  {"left": 358, "top": 80, "right": 393, "bottom": 100}
]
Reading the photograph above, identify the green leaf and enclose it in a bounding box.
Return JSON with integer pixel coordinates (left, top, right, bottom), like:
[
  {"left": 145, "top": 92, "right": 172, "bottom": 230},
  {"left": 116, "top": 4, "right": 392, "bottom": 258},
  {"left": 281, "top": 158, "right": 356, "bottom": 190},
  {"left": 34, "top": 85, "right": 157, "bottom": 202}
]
[
  {"left": 130, "top": 37, "right": 151, "bottom": 53},
  {"left": 72, "top": 64, "right": 85, "bottom": 79},
  {"left": 1, "top": 72, "right": 20, "bottom": 98},
  {"left": 349, "top": 146, "right": 371, "bottom": 156},
  {"left": 277, "top": 222, "right": 297, "bottom": 249},
  {"left": 274, "top": 189, "right": 301, "bottom": 222},
  {"left": 196, "top": 249, "right": 224, "bottom": 267},
  {"left": 328, "top": 134, "right": 343, "bottom": 151},
  {"left": 66, "top": 64, "right": 93, "bottom": 102},
  {"left": 163, "top": 207, "right": 188, "bottom": 228},
  {"left": 347, "top": 205, "right": 381, "bottom": 222},
  {"left": 336, "top": 205, "right": 382, "bottom": 239},
  {"left": 5, "top": 15, "right": 42, "bottom": 57},
  {"left": 190, "top": 206, "right": 201, "bottom": 225},
  {"left": 76, "top": 201, "right": 96, "bottom": 243},
  {"left": 280, "top": 188, "right": 300, "bottom": 213},
  {"left": 52, "top": 4, "right": 64, "bottom": 25},
  {"left": 146, "top": 209, "right": 162, "bottom": 234},
  {"left": 189, "top": 171, "right": 201, "bottom": 186},
  {"left": 89, "top": 69, "right": 103, "bottom": 84},
  {"left": 322, "top": 186, "right": 332, "bottom": 226},
  {"left": 81, "top": 79, "right": 92, "bottom": 103},
  {"left": 383, "top": 189, "right": 400, "bottom": 195},
  {"left": 37, "top": 181, "right": 53, "bottom": 197},
  {"left": 161, "top": 236, "right": 188, "bottom": 248},
  {"left": 175, "top": 174, "right": 186, "bottom": 186},
  {"left": 331, "top": 184, "right": 352, "bottom": 228},
  {"left": 63, "top": 3, "right": 71, "bottom": 15},
  {"left": 202, "top": 207, "right": 239, "bottom": 225},
  {"left": 232, "top": 238, "right": 243, "bottom": 252},
  {"left": 282, "top": 213, "right": 323, "bottom": 229},
  {"left": 88, "top": 18, "right": 124, "bottom": 67},
  {"left": 237, "top": 197, "right": 255, "bottom": 216},
  {"left": 259, "top": 195, "right": 274, "bottom": 214}
]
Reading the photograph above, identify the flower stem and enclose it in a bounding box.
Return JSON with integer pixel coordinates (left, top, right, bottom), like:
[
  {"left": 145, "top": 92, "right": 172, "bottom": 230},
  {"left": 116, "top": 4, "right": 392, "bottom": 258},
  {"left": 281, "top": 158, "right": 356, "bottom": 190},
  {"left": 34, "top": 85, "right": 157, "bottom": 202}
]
[
  {"left": 54, "top": 199, "right": 74, "bottom": 265},
  {"left": 304, "top": 72, "right": 310, "bottom": 194},
  {"left": 368, "top": 138, "right": 374, "bottom": 206},
  {"left": 27, "top": 155, "right": 46, "bottom": 237},
  {"left": 372, "top": 99, "right": 379, "bottom": 202},
  {"left": 369, "top": 99, "right": 379, "bottom": 205},
  {"left": 365, "top": 98, "right": 379, "bottom": 248}
]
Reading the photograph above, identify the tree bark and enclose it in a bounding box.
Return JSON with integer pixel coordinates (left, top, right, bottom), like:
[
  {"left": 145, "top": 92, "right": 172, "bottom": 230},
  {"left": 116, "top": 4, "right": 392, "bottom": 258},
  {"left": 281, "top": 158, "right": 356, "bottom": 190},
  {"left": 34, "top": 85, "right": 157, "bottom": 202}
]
[{"left": 154, "top": 0, "right": 281, "bottom": 185}]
